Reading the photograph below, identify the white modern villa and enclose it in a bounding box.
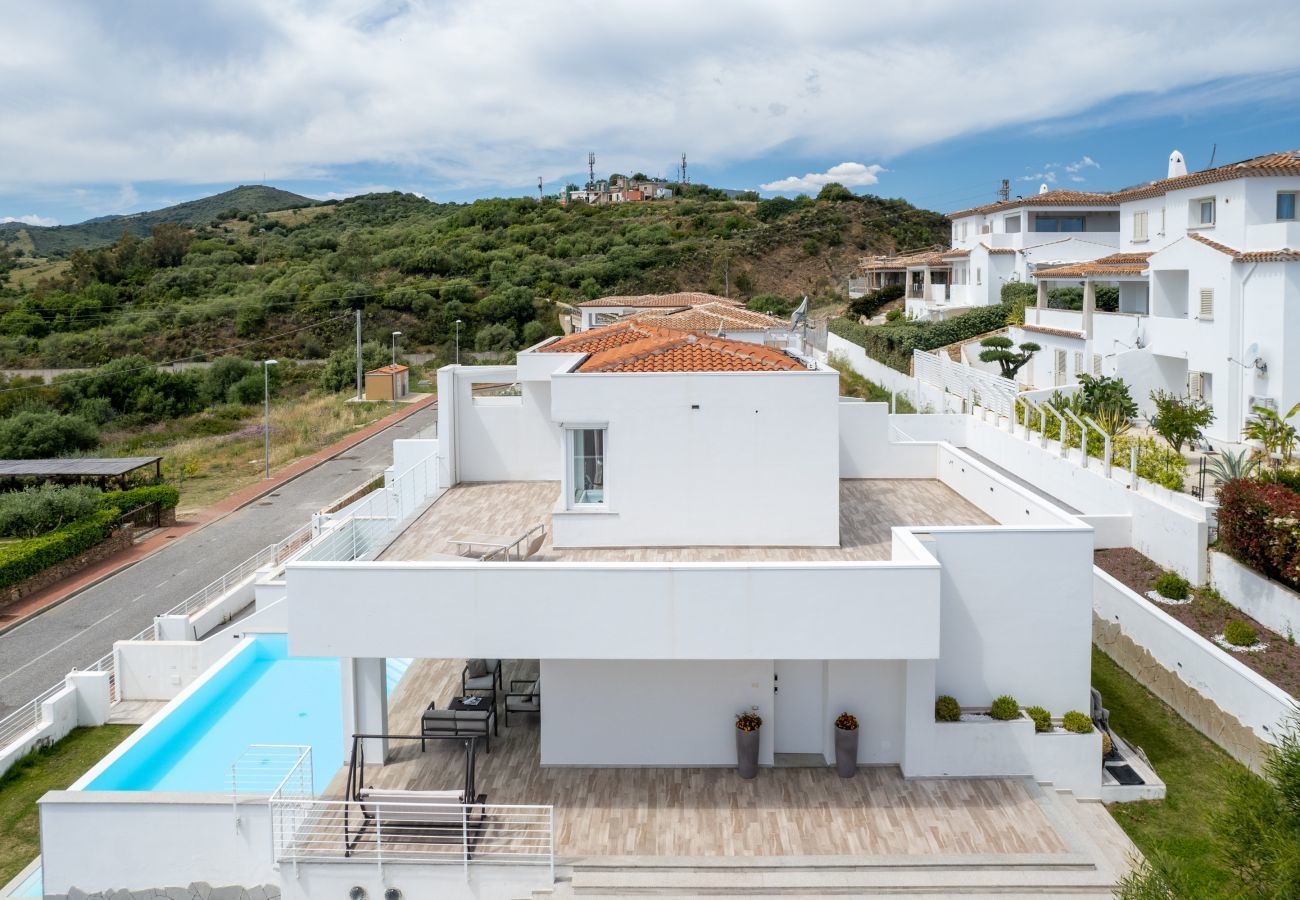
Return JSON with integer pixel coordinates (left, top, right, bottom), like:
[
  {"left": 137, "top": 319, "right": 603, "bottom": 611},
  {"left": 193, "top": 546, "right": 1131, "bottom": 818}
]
[
  {"left": 1016, "top": 150, "right": 1300, "bottom": 443},
  {"left": 25, "top": 320, "right": 1145, "bottom": 899}
]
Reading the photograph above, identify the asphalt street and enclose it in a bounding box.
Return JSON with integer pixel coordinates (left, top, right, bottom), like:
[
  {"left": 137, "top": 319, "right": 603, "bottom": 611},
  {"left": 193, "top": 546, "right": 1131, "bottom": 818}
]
[{"left": 0, "top": 403, "right": 437, "bottom": 720}]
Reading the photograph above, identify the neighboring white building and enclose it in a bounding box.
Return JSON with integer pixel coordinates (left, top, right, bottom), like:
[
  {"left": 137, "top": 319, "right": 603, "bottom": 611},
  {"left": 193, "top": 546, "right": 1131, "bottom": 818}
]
[
  {"left": 623, "top": 300, "right": 791, "bottom": 344},
  {"left": 572, "top": 290, "right": 742, "bottom": 330},
  {"left": 1018, "top": 150, "right": 1300, "bottom": 442},
  {"left": 861, "top": 189, "right": 1121, "bottom": 321}
]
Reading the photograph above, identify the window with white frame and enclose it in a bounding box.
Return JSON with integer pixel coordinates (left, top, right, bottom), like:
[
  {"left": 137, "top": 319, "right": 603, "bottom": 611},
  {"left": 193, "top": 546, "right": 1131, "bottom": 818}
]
[
  {"left": 1278, "top": 192, "right": 1297, "bottom": 221},
  {"left": 567, "top": 427, "right": 606, "bottom": 506},
  {"left": 1190, "top": 197, "right": 1215, "bottom": 227},
  {"left": 975, "top": 267, "right": 982, "bottom": 285},
  {"left": 1054, "top": 349, "right": 1066, "bottom": 387},
  {"left": 1159, "top": 206, "right": 1166, "bottom": 235},
  {"left": 960, "top": 222, "right": 968, "bottom": 240},
  {"left": 1004, "top": 215, "right": 1021, "bottom": 233},
  {"left": 1188, "top": 371, "right": 1207, "bottom": 401},
  {"left": 1132, "top": 210, "right": 1148, "bottom": 242},
  {"left": 1092, "top": 354, "right": 1102, "bottom": 376},
  {"left": 1073, "top": 351, "right": 1084, "bottom": 377}
]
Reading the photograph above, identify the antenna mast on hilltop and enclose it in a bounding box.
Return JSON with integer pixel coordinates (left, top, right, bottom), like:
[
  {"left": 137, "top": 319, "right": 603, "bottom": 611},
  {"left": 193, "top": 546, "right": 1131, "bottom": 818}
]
[
  {"left": 588, "top": 152, "right": 596, "bottom": 185},
  {"left": 681, "top": 153, "right": 688, "bottom": 184},
  {"left": 537, "top": 177, "right": 544, "bottom": 202},
  {"left": 997, "top": 179, "right": 1010, "bottom": 202}
]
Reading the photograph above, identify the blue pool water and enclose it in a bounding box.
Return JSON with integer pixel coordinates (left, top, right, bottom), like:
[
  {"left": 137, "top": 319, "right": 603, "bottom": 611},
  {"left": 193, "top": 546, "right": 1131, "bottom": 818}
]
[{"left": 84, "top": 634, "right": 408, "bottom": 795}]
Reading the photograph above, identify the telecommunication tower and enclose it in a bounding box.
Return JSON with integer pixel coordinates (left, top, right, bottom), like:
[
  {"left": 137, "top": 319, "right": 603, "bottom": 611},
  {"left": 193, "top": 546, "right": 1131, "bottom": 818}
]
[
  {"left": 588, "top": 153, "right": 596, "bottom": 185},
  {"left": 997, "top": 179, "right": 1010, "bottom": 202}
]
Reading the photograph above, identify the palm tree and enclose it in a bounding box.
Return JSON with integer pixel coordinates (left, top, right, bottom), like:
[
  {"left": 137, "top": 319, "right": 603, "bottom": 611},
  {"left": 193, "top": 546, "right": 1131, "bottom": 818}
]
[{"left": 1242, "top": 403, "right": 1299, "bottom": 477}]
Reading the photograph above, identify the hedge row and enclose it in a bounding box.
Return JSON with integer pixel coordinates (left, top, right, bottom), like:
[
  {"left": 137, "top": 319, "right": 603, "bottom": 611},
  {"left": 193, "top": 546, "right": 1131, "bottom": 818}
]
[
  {"left": 1217, "top": 478, "right": 1300, "bottom": 590},
  {"left": 828, "top": 303, "right": 1012, "bottom": 373},
  {"left": 0, "top": 508, "right": 119, "bottom": 590},
  {"left": 99, "top": 485, "right": 180, "bottom": 515}
]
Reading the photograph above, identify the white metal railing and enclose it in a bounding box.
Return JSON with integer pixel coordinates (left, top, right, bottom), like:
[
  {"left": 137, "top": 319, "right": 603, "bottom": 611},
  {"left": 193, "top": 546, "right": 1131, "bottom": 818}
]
[
  {"left": 0, "top": 682, "right": 62, "bottom": 749},
  {"left": 130, "top": 520, "right": 316, "bottom": 641},
  {"left": 84, "top": 650, "right": 118, "bottom": 702},
  {"left": 291, "top": 450, "right": 439, "bottom": 564},
  {"left": 231, "top": 744, "right": 314, "bottom": 798},
  {"left": 269, "top": 797, "right": 555, "bottom": 873},
  {"left": 912, "top": 349, "right": 1017, "bottom": 418}
]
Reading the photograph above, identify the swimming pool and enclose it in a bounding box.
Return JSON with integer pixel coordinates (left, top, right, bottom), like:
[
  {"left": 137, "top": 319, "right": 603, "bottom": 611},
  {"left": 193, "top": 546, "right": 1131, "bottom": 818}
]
[{"left": 81, "top": 634, "right": 407, "bottom": 795}]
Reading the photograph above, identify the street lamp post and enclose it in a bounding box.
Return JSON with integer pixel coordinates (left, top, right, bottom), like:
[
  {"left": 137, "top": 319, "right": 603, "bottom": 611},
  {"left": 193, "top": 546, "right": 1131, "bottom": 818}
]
[
  {"left": 454, "top": 319, "right": 462, "bottom": 365},
  {"left": 263, "top": 359, "right": 278, "bottom": 479},
  {"left": 391, "top": 330, "right": 402, "bottom": 368}
]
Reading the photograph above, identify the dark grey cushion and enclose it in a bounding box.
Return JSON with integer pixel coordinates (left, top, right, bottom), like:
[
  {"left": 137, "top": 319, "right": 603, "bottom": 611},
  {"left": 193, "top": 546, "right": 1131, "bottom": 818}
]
[{"left": 466, "top": 658, "right": 488, "bottom": 678}]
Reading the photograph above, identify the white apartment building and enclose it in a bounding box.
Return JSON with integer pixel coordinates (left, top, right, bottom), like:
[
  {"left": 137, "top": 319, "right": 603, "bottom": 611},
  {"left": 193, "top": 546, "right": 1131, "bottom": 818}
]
[
  {"left": 862, "top": 190, "right": 1120, "bottom": 320},
  {"left": 1018, "top": 150, "right": 1300, "bottom": 442}
]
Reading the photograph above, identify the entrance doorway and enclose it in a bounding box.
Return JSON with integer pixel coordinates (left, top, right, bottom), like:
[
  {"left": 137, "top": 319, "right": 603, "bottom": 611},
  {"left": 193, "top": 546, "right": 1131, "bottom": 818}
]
[{"left": 773, "top": 660, "right": 825, "bottom": 759}]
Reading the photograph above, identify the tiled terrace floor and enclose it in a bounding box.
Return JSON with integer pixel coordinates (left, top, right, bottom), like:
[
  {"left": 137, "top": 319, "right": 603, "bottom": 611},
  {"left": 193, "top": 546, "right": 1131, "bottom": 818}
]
[
  {"left": 379, "top": 479, "right": 994, "bottom": 563},
  {"left": 335, "top": 658, "right": 1083, "bottom": 859}
]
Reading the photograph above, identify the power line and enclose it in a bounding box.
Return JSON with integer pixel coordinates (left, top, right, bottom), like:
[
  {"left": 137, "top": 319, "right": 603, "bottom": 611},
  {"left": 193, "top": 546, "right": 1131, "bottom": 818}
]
[{"left": 0, "top": 313, "right": 354, "bottom": 396}]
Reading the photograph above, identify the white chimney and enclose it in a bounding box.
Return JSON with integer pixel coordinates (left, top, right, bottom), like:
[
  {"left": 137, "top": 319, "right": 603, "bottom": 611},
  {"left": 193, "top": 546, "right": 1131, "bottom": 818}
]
[
  {"left": 1038, "top": 183, "right": 1050, "bottom": 195},
  {"left": 1168, "top": 150, "right": 1187, "bottom": 178}
]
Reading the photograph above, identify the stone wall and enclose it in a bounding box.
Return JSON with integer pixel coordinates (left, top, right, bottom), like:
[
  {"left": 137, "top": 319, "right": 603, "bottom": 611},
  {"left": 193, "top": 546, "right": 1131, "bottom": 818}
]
[
  {"left": 1093, "top": 613, "right": 1268, "bottom": 771},
  {"left": 0, "top": 524, "right": 134, "bottom": 611},
  {"left": 53, "top": 883, "right": 278, "bottom": 900}
]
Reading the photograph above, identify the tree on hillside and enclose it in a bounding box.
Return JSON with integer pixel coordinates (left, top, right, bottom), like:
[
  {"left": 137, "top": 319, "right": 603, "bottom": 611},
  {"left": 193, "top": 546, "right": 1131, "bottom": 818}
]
[
  {"left": 978, "top": 335, "right": 1040, "bottom": 379},
  {"left": 817, "top": 182, "right": 855, "bottom": 202},
  {"left": 150, "top": 223, "right": 192, "bottom": 268},
  {"left": 1149, "top": 389, "right": 1214, "bottom": 453},
  {"left": 319, "top": 341, "right": 390, "bottom": 393},
  {"left": 0, "top": 411, "right": 99, "bottom": 458}
]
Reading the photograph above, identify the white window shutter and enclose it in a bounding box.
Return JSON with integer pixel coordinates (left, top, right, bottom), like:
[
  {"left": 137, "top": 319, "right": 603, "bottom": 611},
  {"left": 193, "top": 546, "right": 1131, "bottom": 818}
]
[
  {"left": 1188, "top": 372, "right": 1204, "bottom": 400},
  {"left": 1198, "top": 288, "right": 1214, "bottom": 319},
  {"left": 1073, "top": 351, "right": 1083, "bottom": 376},
  {"left": 1054, "top": 349, "right": 1066, "bottom": 386},
  {"left": 1092, "top": 354, "right": 1102, "bottom": 376}
]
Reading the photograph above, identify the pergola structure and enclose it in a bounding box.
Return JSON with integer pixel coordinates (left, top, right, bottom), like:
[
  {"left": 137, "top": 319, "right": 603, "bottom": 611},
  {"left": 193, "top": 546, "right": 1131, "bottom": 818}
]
[
  {"left": 0, "top": 456, "right": 163, "bottom": 490},
  {"left": 1030, "top": 254, "right": 1152, "bottom": 336}
]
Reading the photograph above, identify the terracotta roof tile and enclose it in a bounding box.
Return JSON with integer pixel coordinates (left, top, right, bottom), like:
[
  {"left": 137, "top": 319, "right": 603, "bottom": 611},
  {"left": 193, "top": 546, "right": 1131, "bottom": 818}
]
[
  {"left": 948, "top": 190, "right": 1118, "bottom": 218},
  {"left": 538, "top": 321, "right": 653, "bottom": 354},
  {"left": 862, "top": 247, "right": 951, "bottom": 270},
  {"left": 1187, "top": 231, "right": 1300, "bottom": 263},
  {"left": 1112, "top": 151, "right": 1300, "bottom": 202},
  {"left": 1032, "top": 253, "right": 1152, "bottom": 279},
  {"left": 538, "top": 321, "right": 806, "bottom": 373},
  {"left": 1020, "top": 323, "right": 1086, "bottom": 339},
  {"left": 575, "top": 291, "right": 741, "bottom": 309},
  {"left": 581, "top": 332, "right": 806, "bottom": 373},
  {"left": 627, "top": 301, "right": 786, "bottom": 332}
]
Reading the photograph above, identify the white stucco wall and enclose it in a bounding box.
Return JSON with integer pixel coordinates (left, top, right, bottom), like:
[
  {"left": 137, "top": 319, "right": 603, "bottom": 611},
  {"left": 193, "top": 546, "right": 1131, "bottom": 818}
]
[{"left": 548, "top": 368, "right": 841, "bottom": 547}]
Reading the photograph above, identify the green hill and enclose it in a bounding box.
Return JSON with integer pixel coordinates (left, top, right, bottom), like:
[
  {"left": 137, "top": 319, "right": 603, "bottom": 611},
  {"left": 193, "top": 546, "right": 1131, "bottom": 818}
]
[
  {"left": 3, "top": 185, "right": 316, "bottom": 257},
  {"left": 0, "top": 188, "right": 947, "bottom": 368}
]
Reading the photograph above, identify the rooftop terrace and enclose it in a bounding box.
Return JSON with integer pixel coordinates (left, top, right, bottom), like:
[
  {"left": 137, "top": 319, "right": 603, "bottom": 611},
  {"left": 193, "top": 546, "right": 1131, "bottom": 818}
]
[{"left": 378, "top": 479, "right": 995, "bottom": 563}]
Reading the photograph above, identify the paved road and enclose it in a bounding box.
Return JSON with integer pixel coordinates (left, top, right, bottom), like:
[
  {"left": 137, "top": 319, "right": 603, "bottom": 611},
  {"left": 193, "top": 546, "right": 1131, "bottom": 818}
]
[{"left": 0, "top": 404, "right": 437, "bottom": 720}]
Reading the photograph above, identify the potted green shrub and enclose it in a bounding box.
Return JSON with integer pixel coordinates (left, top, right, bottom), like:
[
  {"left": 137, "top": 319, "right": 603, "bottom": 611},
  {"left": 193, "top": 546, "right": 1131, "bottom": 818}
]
[
  {"left": 935, "top": 695, "right": 961, "bottom": 722},
  {"left": 1061, "top": 711, "right": 1093, "bottom": 734},
  {"left": 834, "top": 712, "right": 859, "bottom": 778},
  {"left": 1150, "top": 571, "right": 1191, "bottom": 604},
  {"left": 1025, "top": 705, "right": 1052, "bottom": 733},
  {"left": 735, "top": 712, "right": 762, "bottom": 778},
  {"left": 1222, "top": 619, "right": 1261, "bottom": 650}
]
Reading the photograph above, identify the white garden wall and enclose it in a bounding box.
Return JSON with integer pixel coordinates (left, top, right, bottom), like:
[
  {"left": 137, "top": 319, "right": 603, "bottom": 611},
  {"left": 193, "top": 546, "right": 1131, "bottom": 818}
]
[
  {"left": 0, "top": 672, "right": 111, "bottom": 778},
  {"left": 1093, "top": 568, "right": 1296, "bottom": 746},
  {"left": 39, "top": 793, "right": 276, "bottom": 895},
  {"left": 1211, "top": 551, "right": 1300, "bottom": 641},
  {"left": 838, "top": 401, "right": 938, "bottom": 478}
]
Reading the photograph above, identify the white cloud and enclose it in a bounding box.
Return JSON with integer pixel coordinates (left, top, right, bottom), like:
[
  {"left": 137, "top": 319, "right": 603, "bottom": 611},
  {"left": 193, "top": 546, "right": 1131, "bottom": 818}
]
[
  {"left": 1065, "top": 155, "right": 1099, "bottom": 173},
  {"left": 760, "top": 162, "right": 884, "bottom": 194},
  {"left": 1, "top": 214, "right": 58, "bottom": 226},
  {"left": 0, "top": 2, "right": 1296, "bottom": 194}
]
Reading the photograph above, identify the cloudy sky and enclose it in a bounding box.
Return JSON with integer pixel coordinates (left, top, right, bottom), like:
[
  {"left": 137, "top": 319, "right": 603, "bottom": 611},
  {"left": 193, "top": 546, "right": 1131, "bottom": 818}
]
[{"left": 4, "top": 0, "right": 1300, "bottom": 225}]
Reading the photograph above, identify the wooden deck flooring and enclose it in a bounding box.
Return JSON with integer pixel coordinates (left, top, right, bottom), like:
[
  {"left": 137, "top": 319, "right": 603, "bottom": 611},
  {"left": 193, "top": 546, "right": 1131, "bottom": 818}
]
[
  {"left": 336, "top": 657, "right": 1072, "bottom": 859},
  {"left": 380, "top": 479, "right": 994, "bottom": 563}
]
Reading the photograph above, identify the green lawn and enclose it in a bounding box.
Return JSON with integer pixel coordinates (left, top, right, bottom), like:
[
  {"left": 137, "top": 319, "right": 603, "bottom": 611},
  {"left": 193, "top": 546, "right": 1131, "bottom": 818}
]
[
  {"left": 0, "top": 725, "right": 135, "bottom": 887},
  {"left": 1093, "top": 647, "right": 1245, "bottom": 894}
]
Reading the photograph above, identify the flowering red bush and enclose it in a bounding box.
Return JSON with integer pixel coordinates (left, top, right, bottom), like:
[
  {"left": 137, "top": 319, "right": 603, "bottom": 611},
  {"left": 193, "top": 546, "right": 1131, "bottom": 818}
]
[{"left": 1217, "top": 478, "right": 1300, "bottom": 589}]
